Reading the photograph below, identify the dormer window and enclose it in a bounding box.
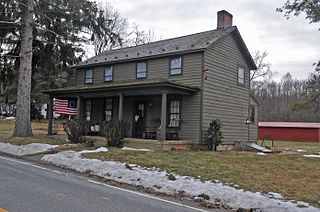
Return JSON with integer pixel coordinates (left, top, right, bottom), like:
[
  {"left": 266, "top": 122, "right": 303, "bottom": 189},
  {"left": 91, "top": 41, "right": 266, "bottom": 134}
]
[
  {"left": 104, "top": 66, "right": 113, "bottom": 82},
  {"left": 85, "top": 69, "right": 93, "bottom": 84},
  {"left": 136, "top": 62, "right": 147, "bottom": 79},
  {"left": 170, "top": 56, "right": 182, "bottom": 76}
]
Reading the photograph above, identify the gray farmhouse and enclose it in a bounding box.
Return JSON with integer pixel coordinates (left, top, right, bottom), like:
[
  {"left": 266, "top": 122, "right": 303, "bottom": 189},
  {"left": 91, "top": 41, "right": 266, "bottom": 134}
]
[{"left": 44, "top": 10, "right": 259, "bottom": 147}]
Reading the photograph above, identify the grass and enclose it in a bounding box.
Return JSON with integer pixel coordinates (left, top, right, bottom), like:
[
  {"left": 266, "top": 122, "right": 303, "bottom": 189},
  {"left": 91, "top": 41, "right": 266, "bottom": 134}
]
[
  {"left": 0, "top": 119, "right": 67, "bottom": 145},
  {"left": 258, "top": 140, "right": 320, "bottom": 152},
  {"left": 84, "top": 148, "right": 320, "bottom": 207}
]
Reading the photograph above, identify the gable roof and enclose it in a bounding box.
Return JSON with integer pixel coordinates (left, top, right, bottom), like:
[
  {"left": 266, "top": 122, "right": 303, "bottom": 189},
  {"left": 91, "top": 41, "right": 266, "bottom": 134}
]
[{"left": 76, "top": 26, "right": 257, "bottom": 70}]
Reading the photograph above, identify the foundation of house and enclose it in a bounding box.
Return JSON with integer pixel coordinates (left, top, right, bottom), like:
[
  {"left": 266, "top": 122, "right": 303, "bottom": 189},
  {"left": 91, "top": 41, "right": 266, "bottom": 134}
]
[{"left": 124, "top": 138, "right": 193, "bottom": 151}]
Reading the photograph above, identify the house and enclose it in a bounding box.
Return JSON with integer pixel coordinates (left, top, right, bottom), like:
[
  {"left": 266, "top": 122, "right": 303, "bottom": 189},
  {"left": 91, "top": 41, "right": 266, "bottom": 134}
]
[
  {"left": 44, "top": 10, "right": 258, "bottom": 147},
  {"left": 259, "top": 122, "right": 320, "bottom": 142}
]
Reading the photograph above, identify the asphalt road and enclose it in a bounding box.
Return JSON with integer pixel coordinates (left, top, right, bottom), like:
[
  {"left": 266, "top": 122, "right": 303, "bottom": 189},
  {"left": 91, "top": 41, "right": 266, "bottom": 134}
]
[{"left": 0, "top": 155, "right": 211, "bottom": 212}]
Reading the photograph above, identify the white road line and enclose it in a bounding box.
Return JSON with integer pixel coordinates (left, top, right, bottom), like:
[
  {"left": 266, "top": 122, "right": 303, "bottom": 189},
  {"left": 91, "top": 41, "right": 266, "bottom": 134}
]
[
  {"left": 88, "top": 179, "right": 209, "bottom": 212},
  {"left": 0, "top": 156, "right": 64, "bottom": 175}
]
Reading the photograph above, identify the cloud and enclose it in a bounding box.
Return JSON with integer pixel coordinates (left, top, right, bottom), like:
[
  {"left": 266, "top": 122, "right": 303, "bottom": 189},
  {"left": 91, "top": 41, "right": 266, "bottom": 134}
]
[{"left": 101, "top": 0, "right": 319, "bottom": 79}]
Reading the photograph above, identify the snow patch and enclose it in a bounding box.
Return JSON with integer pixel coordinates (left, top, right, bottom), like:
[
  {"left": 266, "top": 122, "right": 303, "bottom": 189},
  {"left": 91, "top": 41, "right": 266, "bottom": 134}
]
[
  {"left": 303, "top": 155, "right": 320, "bottom": 158},
  {"left": 79, "top": 147, "right": 108, "bottom": 154},
  {"left": 256, "top": 152, "right": 267, "bottom": 156},
  {"left": 42, "top": 150, "right": 318, "bottom": 211},
  {"left": 0, "top": 142, "right": 58, "bottom": 156},
  {"left": 121, "top": 147, "right": 152, "bottom": 152},
  {"left": 297, "top": 149, "right": 306, "bottom": 152}
]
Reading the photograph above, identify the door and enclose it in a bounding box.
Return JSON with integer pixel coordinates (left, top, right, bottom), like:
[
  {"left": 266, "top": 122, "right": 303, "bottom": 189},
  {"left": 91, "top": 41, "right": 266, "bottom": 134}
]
[{"left": 133, "top": 103, "right": 146, "bottom": 138}]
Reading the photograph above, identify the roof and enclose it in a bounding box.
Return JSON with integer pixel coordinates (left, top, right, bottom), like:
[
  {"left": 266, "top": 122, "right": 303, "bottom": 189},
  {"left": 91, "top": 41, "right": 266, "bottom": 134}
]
[
  {"left": 43, "top": 79, "right": 199, "bottom": 95},
  {"left": 76, "top": 26, "right": 256, "bottom": 70},
  {"left": 259, "top": 122, "right": 320, "bottom": 129}
]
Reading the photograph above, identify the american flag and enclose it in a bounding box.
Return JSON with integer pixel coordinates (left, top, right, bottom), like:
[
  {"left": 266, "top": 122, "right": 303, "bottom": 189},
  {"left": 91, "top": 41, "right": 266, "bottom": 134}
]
[{"left": 54, "top": 98, "right": 77, "bottom": 115}]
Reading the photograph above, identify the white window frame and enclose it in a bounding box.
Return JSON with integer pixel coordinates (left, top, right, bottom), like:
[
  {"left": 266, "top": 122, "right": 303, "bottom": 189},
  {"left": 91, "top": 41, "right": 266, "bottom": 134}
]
[
  {"left": 170, "top": 56, "right": 182, "bottom": 76},
  {"left": 104, "top": 66, "right": 113, "bottom": 82},
  {"left": 85, "top": 69, "right": 93, "bottom": 84},
  {"left": 136, "top": 62, "right": 147, "bottom": 79},
  {"left": 237, "top": 66, "right": 245, "bottom": 85}
]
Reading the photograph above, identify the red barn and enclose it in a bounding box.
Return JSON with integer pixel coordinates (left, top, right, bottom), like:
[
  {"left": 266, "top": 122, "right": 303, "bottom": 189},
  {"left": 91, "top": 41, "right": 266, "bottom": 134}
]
[{"left": 258, "top": 122, "right": 320, "bottom": 142}]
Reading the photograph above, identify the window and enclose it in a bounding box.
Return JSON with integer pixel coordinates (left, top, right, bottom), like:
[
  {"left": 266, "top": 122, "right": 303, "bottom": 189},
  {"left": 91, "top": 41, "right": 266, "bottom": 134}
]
[
  {"left": 105, "top": 99, "right": 112, "bottom": 121},
  {"left": 85, "top": 69, "right": 93, "bottom": 84},
  {"left": 84, "top": 100, "right": 91, "bottom": 121},
  {"left": 104, "top": 66, "right": 113, "bottom": 82},
  {"left": 170, "top": 56, "right": 182, "bottom": 75},
  {"left": 168, "top": 100, "right": 181, "bottom": 127},
  {"left": 237, "top": 66, "right": 245, "bottom": 85},
  {"left": 249, "top": 105, "right": 255, "bottom": 123},
  {"left": 136, "top": 62, "right": 147, "bottom": 79}
]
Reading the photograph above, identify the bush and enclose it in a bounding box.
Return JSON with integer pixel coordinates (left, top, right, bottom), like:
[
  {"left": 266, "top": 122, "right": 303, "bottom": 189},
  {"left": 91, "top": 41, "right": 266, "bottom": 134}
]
[
  {"left": 102, "top": 120, "right": 130, "bottom": 148},
  {"left": 63, "top": 118, "right": 88, "bottom": 143},
  {"left": 207, "top": 118, "right": 223, "bottom": 151}
]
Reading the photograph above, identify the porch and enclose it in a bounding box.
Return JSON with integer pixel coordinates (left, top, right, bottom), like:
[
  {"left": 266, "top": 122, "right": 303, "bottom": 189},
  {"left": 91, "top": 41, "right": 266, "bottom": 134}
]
[{"left": 44, "top": 80, "right": 199, "bottom": 142}]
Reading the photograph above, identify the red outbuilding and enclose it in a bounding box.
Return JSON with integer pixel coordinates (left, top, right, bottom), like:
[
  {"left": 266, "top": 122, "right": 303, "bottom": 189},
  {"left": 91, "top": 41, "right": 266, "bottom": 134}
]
[{"left": 258, "top": 122, "right": 320, "bottom": 142}]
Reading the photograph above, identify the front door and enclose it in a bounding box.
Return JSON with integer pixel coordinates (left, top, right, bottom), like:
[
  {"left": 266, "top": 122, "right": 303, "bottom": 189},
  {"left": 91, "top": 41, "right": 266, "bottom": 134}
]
[{"left": 133, "top": 103, "right": 146, "bottom": 138}]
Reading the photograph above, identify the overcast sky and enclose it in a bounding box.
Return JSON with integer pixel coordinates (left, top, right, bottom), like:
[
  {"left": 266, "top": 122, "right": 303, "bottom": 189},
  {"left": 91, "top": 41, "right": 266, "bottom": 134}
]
[{"left": 99, "top": 0, "right": 319, "bottom": 80}]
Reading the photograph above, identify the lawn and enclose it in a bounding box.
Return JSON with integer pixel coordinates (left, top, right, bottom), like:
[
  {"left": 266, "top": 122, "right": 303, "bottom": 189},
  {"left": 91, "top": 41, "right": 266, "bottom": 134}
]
[
  {"left": 84, "top": 148, "right": 320, "bottom": 207},
  {"left": 0, "top": 119, "right": 67, "bottom": 145},
  {"left": 258, "top": 140, "right": 320, "bottom": 152}
]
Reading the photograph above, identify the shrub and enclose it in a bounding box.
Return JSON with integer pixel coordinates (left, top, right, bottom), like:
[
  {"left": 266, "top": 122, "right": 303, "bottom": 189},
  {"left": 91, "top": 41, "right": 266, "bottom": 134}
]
[
  {"left": 207, "top": 118, "right": 223, "bottom": 151},
  {"left": 102, "top": 120, "right": 130, "bottom": 148},
  {"left": 63, "top": 118, "right": 88, "bottom": 143}
]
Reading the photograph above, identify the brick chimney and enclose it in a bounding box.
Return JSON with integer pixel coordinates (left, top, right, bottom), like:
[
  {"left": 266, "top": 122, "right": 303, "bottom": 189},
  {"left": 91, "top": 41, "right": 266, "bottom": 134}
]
[{"left": 217, "top": 10, "right": 233, "bottom": 29}]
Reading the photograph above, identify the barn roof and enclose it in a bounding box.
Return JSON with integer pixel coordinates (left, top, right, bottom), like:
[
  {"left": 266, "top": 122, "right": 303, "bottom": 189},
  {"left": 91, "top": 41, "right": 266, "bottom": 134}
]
[{"left": 259, "top": 122, "right": 320, "bottom": 129}]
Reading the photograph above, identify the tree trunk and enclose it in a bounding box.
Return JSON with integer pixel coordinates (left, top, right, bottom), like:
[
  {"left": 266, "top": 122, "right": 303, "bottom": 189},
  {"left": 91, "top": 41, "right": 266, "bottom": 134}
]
[{"left": 13, "top": 0, "right": 33, "bottom": 137}]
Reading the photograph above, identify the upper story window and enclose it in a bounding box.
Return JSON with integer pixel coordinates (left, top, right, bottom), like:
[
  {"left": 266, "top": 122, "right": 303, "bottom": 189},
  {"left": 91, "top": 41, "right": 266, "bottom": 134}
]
[
  {"left": 85, "top": 69, "right": 93, "bottom": 84},
  {"left": 249, "top": 105, "right": 255, "bottom": 123},
  {"left": 136, "top": 62, "right": 147, "bottom": 79},
  {"left": 237, "top": 66, "right": 245, "bottom": 85},
  {"left": 170, "top": 56, "right": 182, "bottom": 76},
  {"left": 168, "top": 99, "right": 181, "bottom": 128},
  {"left": 104, "top": 66, "right": 113, "bottom": 82}
]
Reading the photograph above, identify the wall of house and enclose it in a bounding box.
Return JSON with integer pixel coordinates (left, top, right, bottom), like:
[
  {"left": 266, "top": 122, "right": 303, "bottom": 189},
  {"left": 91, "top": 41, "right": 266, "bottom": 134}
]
[
  {"left": 202, "top": 33, "right": 252, "bottom": 144},
  {"left": 75, "top": 53, "right": 203, "bottom": 86},
  {"left": 249, "top": 96, "right": 258, "bottom": 142},
  {"left": 76, "top": 52, "right": 203, "bottom": 142}
]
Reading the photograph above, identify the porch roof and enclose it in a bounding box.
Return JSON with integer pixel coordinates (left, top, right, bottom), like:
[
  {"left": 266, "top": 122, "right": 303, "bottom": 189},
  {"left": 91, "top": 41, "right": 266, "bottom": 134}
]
[{"left": 43, "top": 79, "right": 199, "bottom": 98}]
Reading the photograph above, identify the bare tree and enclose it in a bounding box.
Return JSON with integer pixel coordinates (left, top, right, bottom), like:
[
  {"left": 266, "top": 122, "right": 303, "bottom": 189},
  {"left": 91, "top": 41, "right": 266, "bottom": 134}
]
[
  {"left": 251, "top": 50, "right": 274, "bottom": 82},
  {"left": 127, "top": 23, "right": 157, "bottom": 46},
  {"left": 93, "top": 3, "right": 129, "bottom": 55},
  {"left": 13, "top": 0, "right": 33, "bottom": 136}
]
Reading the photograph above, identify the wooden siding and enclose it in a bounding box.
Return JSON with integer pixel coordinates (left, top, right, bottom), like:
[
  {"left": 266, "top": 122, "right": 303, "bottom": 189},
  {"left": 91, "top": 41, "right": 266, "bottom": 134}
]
[
  {"left": 203, "top": 33, "right": 253, "bottom": 144},
  {"left": 76, "top": 53, "right": 203, "bottom": 142},
  {"left": 249, "top": 96, "right": 258, "bottom": 142},
  {"left": 75, "top": 53, "right": 202, "bottom": 87}
]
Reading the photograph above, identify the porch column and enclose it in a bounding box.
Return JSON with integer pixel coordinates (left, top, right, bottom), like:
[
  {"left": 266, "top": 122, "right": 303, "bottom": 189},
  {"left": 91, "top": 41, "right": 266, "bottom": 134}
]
[
  {"left": 47, "top": 96, "right": 53, "bottom": 135},
  {"left": 76, "top": 96, "right": 82, "bottom": 119},
  {"left": 118, "top": 93, "right": 123, "bottom": 121},
  {"left": 160, "top": 91, "right": 167, "bottom": 141}
]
